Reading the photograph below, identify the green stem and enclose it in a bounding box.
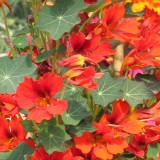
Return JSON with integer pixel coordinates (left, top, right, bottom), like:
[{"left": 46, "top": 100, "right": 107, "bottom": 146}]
[
  {"left": 39, "top": 31, "right": 47, "bottom": 50},
  {"left": 32, "top": 121, "right": 40, "bottom": 131},
  {"left": 1, "top": 5, "right": 11, "bottom": 42},
  {"left": 79, "top": 9, "right": 99, "bottom": 32},
  {"left": 86, "top": 89, "right": 92, "bottom": 112},
  {"left": 60, "top": 80, "right": 68, "bottom": 100},
  {"left": 93, "top": 104, "right": 99, "bottom": 121}
]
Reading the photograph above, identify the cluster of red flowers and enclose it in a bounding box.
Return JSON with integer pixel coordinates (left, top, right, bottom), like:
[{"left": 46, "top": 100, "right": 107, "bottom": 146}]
[{"left": 1, "top": 0, "right": 160, "bottom": 159}]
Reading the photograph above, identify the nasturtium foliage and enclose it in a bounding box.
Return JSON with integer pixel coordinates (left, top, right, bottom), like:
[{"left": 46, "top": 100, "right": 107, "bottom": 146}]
[
  {"left": 55, "top": 83, "right": 83, "bottom": 100},
  {"left": 38, "top": 0, "right": 88, "bottom": 40},
  {"left": 0, "top": 55, "right": 36, "bottom": 93},
  {"left": 38, "top": 120, "right": 71, "bottom": 154},
  {"left": 122, "top": 79, "right": 154, "bottom": 106},
  {"left": 0, "top": 152, "right": 11, "bottom": 160},
  {"left": 13, "top": 35, "right": 29, "bottom": 49},
  {"left": 6, "top": 142, "right": 34, "bottom": 160},
  {"left": 35, "top": 48, "right": 56, "bottom": 63},
  {"left": 91, "top": 72, "right": 124, "bottom": 107},
  {"left": 67, "top": 120, "right": 96, "bottom": 136},
  {"left": 62, "top": 100, "right": 90, "bottom": 126},
  {"left": 147, "top": 143, "right": 160, "bottom": 159},
  {"left": 136, "top": 73, "right": 160, "bottom": 92}
]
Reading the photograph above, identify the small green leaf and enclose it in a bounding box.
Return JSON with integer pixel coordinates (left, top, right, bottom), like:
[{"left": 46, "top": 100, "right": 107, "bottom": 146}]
[
  {"left": 39, "top": 120, "right": 70, "bottom": 154},
  {"left": 0, "top": 55, "right": 36, "bottom": 93},
  {"left": 0, "top": 152, "right": 11, "bottom": 160},
  {"left": 13, "top": 35, "right": 28, "bottom": 49},
  {"left": 147, "top": 143, "right": 160, "bottom": 159},
  {"left": 122, "top": 79, "right": 153, "bottom": 106},
  {"left": 68, "top": 120, "right": 95, "bottom": 136},
  {"left": 35, "top": 48, "right": 56, "bottom": 63},
  {"left": 62, "top": 100, "right": 90, "bottom": 125},
  {"left": 91, "top": 72, "right": 123, "bottom": 107},
  {"left": 6, "top": 142, "right": 34, "bottom": 160},
  {"left": 21, "top": 120, "right": 34, "bottom": 132},
  {"left": 38, "top": 0, "right": 88, "bottom": 40}
]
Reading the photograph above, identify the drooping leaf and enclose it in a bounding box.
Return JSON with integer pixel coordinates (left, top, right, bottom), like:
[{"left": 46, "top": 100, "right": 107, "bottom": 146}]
[
  {"left": 39, "top": 120, "right": 70, "bottom": 154},
  {"left": 136, "top": 73, "right": 160, "bottom": 92},
  {"left": 62, "top": 100, "right": 90, "bottom": 126},
  {"left": 38, "top": 0, "right": 88, "bottom": 40},
  {"left": 35, "top": 48, "right": 56, "bottom": 63},
  {"left": 122, "top": 79, "right": 153, "bottom": 106},
  {"left": 91, "top": 72, "right": 124, "bottom": 107},
  {"left": 13, "top": 35, "right": 28, "bottom": 49},
  {"left": 0, "top": 55, "right": 36, "bottom": 93},
  {"left": 6, "top": 142, "right": 34, "bottom": 160},
  {"left": 147, "top": 143, "right": 160, "bottom": 159}
]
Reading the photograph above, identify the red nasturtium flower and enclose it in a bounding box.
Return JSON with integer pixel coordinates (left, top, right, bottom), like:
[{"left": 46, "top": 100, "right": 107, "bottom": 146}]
[
  {"left": 63, "top": 66, "right": 102, "bottom": 90},
  {"left": 126, "top": 134, "right": 148, "bottom": 158},
  {"left": 67, "top": 32, "right": 114, "bottom": 63},
  {"left": 101, "top": 100, "right": 145, "bottom": 134},
  {"left": 0, "top": 94, "right": 19, "bottom": 116},
  {"left": 16, "top": 73, "right": 68, "bottom": 123},
  {"left": 61, "top": 54, "right": 95, "bottom": 68},
  {"left": 0, "top": 117, "right": 26, "bottom": 152},
  {"left": 31, "top": 147, "right": 85, "bottom": 160}
]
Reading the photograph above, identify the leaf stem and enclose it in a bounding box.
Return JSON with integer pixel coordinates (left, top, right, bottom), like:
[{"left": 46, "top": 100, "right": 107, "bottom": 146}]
[
  {"left": 1, "top": 5, "right": 11, "bottom": 42},
  {"left": 60, "top": 80, "right": 68, "bottom": 100},
  {"left": 86, "top": 89, "right": 92, "bottom": 112},
  {"left": 93, "top": 104, "right": 99, "bottom": 121}
]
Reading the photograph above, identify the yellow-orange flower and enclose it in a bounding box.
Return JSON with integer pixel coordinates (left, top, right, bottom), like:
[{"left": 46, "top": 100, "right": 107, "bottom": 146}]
[{"left": 126, "top": 0, "right": 160, "bottom": 15}]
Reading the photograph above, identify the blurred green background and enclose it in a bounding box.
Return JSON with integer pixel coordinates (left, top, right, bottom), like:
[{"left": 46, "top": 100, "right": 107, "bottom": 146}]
[{"left": 0, "top": 0, "right": 29, "bottom": 53}]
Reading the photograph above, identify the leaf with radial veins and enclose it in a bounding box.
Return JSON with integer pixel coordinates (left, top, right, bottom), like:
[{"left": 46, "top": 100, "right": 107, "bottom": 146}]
[
  {"left": 62, "top": 100, "right": 90, "bottom": 126},
  {"left": 38, "top": 0, "right": 88, "bottom": 40},
  {"left": 91, "top": 72, "right": 124, "bottom": 107},
  {"left": 6, "top": 142, "right": 34, "bottom": 160},
  {"left": 0, "top": 55, "right": 36, "bottom": 93},
  {"left": 122, "top": 79, "right": 153, "bottom": 106},
  {"left": 39, "top": 120, "right": 70, "bottom": 154}
]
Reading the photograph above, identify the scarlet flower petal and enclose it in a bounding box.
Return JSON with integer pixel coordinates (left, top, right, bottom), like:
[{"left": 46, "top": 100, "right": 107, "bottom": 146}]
[
  {"left": 74, "top": 132, "right": 93, "bottom": 154},
  {"left": 47, "top": 100, "right": 68, "bottom": 115},
  {"left": 28, "top": 108, "right": 52, "bottom": 123}
]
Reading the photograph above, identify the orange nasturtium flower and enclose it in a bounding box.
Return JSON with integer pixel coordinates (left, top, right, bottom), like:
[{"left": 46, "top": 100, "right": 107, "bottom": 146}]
[
  {"left": 15, "top": 73, "right": 68, "bottom": 123},
  {"left": 126, "top": 0, "right": 160, "bottom": 15},
  {"left": 0, "top": 0, "right": 12, "bottom": 13}
]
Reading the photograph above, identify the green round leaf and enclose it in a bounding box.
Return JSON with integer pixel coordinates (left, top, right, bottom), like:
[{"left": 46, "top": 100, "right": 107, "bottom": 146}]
[
  {"left": 39, "top": 122, "right": 70, "bottom": 154},
  {"left": 62, "top": 100, "right": 90, "bottom": 126},
  {"left": 0, "top": 55, "right": 36, "bottom": 93},
  {"left": 91, "top": 72, "right": 123, "bottom": 107},
  {"left": 38, "top": 0, "right": 88, "bottom": 40}
]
